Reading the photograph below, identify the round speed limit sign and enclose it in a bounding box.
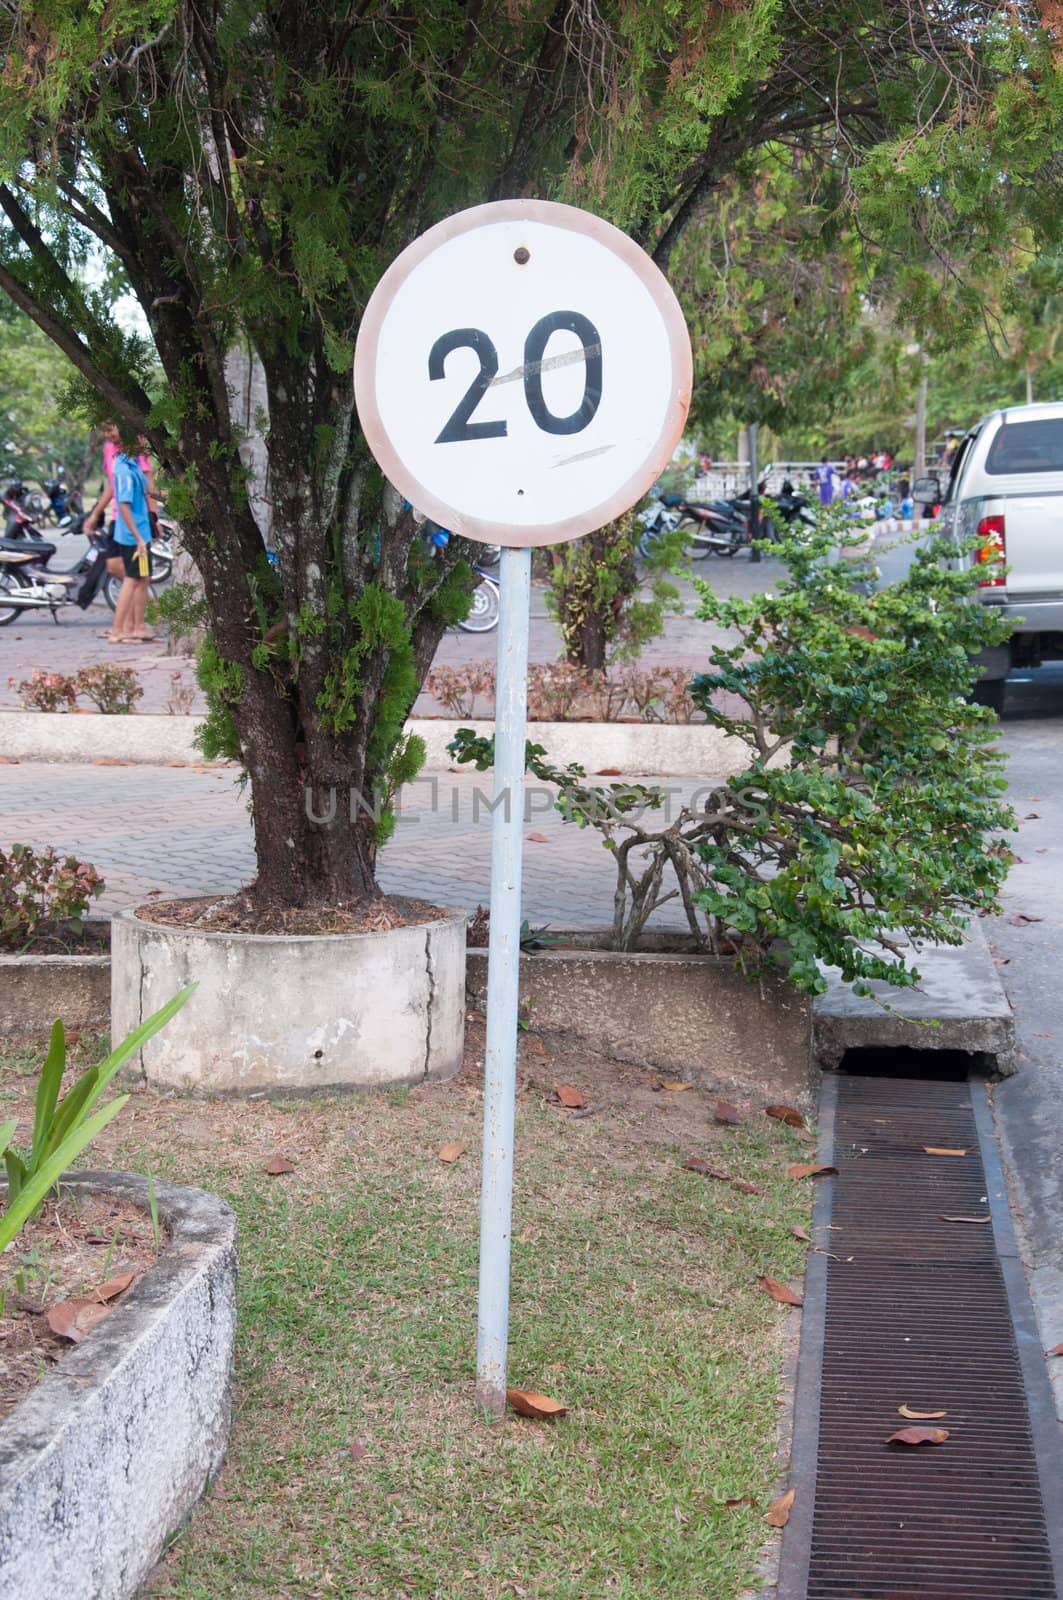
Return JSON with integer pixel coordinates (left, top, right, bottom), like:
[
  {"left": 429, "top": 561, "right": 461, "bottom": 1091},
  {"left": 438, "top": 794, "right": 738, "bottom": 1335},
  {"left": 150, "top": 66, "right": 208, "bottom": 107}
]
[{"left": 354, "top": 199, "right": 692, "bottom": 547}]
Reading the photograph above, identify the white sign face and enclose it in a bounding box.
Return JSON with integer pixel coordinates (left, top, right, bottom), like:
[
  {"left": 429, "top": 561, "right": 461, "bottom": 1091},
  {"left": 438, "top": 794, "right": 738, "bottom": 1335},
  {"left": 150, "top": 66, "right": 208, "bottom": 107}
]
[{"left": 354, "top": 200, "right": 692, "bottom": 546}]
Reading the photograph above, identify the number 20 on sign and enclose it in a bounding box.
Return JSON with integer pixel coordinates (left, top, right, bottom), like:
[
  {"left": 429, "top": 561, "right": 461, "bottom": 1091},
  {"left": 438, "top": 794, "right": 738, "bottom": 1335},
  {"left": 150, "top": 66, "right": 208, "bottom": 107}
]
[{"left": 355, "top": 199, "right": 691, "bottom": 1414}]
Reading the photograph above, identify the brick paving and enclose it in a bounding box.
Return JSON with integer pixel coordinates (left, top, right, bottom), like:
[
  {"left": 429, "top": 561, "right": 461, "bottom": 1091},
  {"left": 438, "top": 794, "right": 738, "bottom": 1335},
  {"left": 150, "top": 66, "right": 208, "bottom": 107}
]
[{"left": 0, "top": 761, "right": 716, "bottom": 927}]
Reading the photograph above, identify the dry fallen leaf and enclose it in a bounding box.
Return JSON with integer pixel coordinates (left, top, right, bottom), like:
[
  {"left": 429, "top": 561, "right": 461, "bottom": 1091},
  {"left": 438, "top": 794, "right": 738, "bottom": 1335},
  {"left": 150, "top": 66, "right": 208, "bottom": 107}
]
[
  {"left": 526, "top": 832, "right": 550, "bottom": 843},
  {"left": 714, "top": 1100, "right": 746, "bottom": 1125},
  {"left": 887, "top": 1427, "right": 949, "bottom": 1446},
  {"left": 758, "top": 1275, "right": 803, "bottom": 1307},
  {"left": 350, "top": 1440, "right": 369, "bottom": 1461},
  {"left": 46, "top": 1297, "right": 114, "bottom": 1343},
  {"left": 766, "top": 1104, "right": 806, "bottom": 1128},
  {"left": 766, "top": 1488, "right": 795, "bottom": 1528},
  {"left": 595, "top": 767, "right": 622, "bottom": 776},
  {"left": 923, "top": 1147, "right": 967, "bottom": 1158},
  {"left": 506, "top": 1388, "right": 568, "bottom": 1420},
  {"left": 438, "top": 1141, "right": 467, "bottom": 1163},
  {"left": 263, "top": 1155, "right": 295, "bottom": 1175},
  {"left": 1010, "top": 912, "right": 1043, "bottom": 926},
  {"left": 554, "top": 1084, "right": 585, "bottom": 1109},
  {"left": 940, "top": 1214, "right": 991, "bottom": 1224},
  {"left": 789, "top": 1225, "right": 812, "bottom": 1243},
  {"left": 725, "top": 1494, "right": 756, "bottom": 1508},
  {"left": 682, "top": 1158, "right": 762, "bottom": 1195},
  {"left": 661, "top": 1081, "right": 693, "bottom": 1092},
  {"left": 1047, "top": 1343, "right": 1063, "bottom": 1357},
  {"left": 87, "top": 1272, "right": 135, "bottom": 1304},
  {"left": 787, "top": 1163, "right": 839, "bottom": 1180},
  {"left": 898, "top": 1404, "right": 947, "bottom": 1420}
]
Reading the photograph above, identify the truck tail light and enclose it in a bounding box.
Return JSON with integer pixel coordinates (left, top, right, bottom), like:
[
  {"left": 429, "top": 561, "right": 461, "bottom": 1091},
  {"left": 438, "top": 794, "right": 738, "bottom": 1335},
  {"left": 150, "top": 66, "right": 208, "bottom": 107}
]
[{"left": 975, "top": 515, "right": 1006, "bottom": 586}]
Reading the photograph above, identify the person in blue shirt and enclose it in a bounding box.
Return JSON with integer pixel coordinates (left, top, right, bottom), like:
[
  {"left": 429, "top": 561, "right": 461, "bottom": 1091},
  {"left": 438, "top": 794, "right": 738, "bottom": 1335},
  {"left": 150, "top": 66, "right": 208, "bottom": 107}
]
[{"left": 108, "top": 445, "right": 154, "bottom": 643}]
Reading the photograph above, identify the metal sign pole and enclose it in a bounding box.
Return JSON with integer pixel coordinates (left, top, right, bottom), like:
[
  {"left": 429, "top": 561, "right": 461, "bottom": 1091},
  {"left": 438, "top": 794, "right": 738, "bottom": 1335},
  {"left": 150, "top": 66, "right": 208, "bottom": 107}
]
[{"left": 475, "top": 543, "right": 532, "bottom": 1418}]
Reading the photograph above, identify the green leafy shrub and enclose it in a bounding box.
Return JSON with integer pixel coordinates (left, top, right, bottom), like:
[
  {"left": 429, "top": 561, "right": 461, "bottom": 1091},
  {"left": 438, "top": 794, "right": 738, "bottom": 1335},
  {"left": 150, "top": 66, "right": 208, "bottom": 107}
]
[
  {"left": 8, "top": 670, "right": 78, "bottom": 712},
  {"left": 544, "top": 507, "right": 685, "bottom": 671},
  {"left": 74, "top": 663, "right": 144, "bottom": 714},
  {"left": 0, "top": 843, "right": 104, "bottom": 953},
  {"left": 0, "top": 986, "right": 195, "bottom": 1252},
  {"left": 453, "top": 516, "right": 1015, "bottom": 993}
]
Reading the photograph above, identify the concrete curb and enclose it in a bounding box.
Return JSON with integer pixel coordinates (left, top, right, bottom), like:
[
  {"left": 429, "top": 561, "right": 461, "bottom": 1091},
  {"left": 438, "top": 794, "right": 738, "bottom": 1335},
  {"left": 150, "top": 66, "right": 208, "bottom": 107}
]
[
  {"left": 812, "top": 922, "right": 1016, "bottom": 1074},
  {"left": 467, "top": 933, "right": 814, "bottom": 1107},
  {"left": 0, "top": 709, "right": 763, "bottom": 776},
  {"left": 0, "top": 917, "right": 110, "bottom": 1038},
  {"left": 0, "top": 1171, "right": 237, "bottom": 1600}
]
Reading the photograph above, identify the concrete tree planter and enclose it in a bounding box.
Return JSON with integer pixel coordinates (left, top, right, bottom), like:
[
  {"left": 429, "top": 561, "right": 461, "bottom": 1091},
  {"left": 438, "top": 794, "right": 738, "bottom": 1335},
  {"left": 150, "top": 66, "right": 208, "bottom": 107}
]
[
  {"left": 0, "top": 1171, "right": 237, "bottom": 1600},
  {"left": 467, "top": 931, "right": 814, "bottom": 1108},
  {"left": 111, "top": 902, "right": 466, "bottom": 1095},
  {"left": 0, "top": 917, "right": 111, "bottom": 1039}
]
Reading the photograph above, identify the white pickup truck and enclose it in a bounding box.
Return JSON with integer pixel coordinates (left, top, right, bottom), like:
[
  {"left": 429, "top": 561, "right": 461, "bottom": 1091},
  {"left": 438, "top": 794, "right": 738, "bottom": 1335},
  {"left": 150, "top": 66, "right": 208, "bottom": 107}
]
[{"left": 915, "top": 401, "right": 1063, "bottom": 714}]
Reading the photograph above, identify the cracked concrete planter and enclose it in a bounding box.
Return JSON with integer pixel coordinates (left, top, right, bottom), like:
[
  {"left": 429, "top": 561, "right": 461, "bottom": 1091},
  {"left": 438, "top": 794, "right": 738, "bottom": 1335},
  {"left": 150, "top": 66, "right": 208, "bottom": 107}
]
[
  {"left": 0, "top": 917, "right": 110, "bottom": 1038},
  {"left": 0, "top": 1171, "right": 237, "bottom": 1600},
  {"left": 111, "top": 902, "right": 466, "bottom": 1095},
  {"left": 466, "top": 930, "right": 814, "bottom": 1108}
]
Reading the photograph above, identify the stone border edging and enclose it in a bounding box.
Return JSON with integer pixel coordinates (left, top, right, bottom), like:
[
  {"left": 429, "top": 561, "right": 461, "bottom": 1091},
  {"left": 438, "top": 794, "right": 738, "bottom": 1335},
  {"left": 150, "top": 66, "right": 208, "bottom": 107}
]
[
  {"left": 0, "top": 709, "right": 763, "bottom": 776},
  {"left": 0, "top": 1170, "right": 237, "bottom": 1600},
  {"left": 0, "top": 917, "right": 111, "bottom": 1038},
  {"left": 466, "top": 934, "right": 814, "bottom": 1106}
]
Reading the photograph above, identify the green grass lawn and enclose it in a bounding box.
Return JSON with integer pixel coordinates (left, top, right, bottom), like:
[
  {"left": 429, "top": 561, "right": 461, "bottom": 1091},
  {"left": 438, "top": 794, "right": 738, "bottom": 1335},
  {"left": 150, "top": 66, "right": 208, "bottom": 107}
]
[{"left": 1, "top": 1032, "right": 811, "bottom": 1599}]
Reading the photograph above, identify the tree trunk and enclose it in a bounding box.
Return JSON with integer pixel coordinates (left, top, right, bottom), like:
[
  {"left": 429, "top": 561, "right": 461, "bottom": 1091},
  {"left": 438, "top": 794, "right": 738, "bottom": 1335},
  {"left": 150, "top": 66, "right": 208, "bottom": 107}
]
[
  {"left": 568, "top": 610, "right": 609, "bottom": 671},
  {"left": 913, "top": 347, "right": 929, "bottom": 481},
  {"left": 1026, "top": 361, "right": 1034, "bottom": 405}
]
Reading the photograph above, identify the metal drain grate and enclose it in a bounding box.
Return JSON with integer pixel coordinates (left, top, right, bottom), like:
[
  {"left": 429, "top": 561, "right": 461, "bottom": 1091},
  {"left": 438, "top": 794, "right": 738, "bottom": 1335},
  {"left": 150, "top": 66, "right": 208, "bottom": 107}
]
[{"left": 780, "top": 1073, "right": 1063, "bottom": 1600}]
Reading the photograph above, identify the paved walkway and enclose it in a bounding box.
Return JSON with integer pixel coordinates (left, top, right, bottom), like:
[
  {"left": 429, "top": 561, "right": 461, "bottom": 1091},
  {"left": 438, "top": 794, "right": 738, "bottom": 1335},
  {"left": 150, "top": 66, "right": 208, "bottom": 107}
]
[{"left": 0, "top": 762, "right": 718, "bottom": 928}]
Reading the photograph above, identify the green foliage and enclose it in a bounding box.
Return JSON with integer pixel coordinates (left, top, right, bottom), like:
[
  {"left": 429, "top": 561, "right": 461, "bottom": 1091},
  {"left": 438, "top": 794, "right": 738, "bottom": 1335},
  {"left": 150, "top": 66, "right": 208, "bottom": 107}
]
[
  {"left": 194, "top": 634, "right": 244, "bottom": 764},
  {"left": 0, "top": 986, "right": 195, "bottom": 1250},
  {"left": 151, "top": 580, "right": 208, "bottom": 645},
  {"left": 0, "top": 311, "right": 92, "bottom": 476},
  {"left": 678, "top": 149, "right": 868, "bottom": 437},
  {"left": 454, "top": 511, "right": 1015, "bottom": 992},
  {"left": 545, "top": 508, "right": 683, "bottom": 670},
  {"left": 0, "top": 842, "right": 103, "bottom": 953}
]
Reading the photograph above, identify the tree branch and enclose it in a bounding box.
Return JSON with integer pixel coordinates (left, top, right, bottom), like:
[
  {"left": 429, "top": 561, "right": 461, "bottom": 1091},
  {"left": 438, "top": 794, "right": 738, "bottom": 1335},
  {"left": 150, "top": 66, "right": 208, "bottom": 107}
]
[{"left": 0, "top": 258, "right": 151, "bottom": 427}]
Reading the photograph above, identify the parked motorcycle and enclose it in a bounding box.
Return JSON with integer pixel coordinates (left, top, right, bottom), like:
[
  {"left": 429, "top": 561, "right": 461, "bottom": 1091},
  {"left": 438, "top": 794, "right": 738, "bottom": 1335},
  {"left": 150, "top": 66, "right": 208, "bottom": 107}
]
[
  {"left": 636, "top": 490, "right": 690, "bottom": 559},
  {"left": 40, "top": 470, "right": 83, "bottom": 527},
  {"left": 665, "top": 476, "right": 774, "bottom": 560},
  {"left": 771, "top": 478, "right": 817, "bottom": 530},
  {"left": 3, "top": 472, "right": 82, "bottom": 528},
  {"left": 0, "top": 491, "right": 175, "bottom": 624}
]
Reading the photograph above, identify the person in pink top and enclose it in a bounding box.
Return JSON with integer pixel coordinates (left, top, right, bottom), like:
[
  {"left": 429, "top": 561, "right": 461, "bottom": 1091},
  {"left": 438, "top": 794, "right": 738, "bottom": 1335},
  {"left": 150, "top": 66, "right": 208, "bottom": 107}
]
[{"left": 84, "top": 424, "right": 159, "bottom": 642}]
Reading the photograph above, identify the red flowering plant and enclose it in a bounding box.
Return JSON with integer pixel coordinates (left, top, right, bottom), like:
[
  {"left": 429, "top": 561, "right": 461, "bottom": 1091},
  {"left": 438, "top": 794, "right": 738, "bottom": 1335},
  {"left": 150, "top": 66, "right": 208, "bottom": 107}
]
[{"left": 0, "top": 844, "right": 105, "bottom": 953}]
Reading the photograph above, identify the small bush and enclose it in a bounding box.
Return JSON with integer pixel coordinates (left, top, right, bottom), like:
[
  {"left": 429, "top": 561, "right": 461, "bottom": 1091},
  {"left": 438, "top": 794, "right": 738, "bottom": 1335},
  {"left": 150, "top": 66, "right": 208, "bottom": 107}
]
[
  {"left": 0, "top": 843, "right": 104, "bottom": 953},
  {"left": 424, "top": 664, "right": 496, "bottom": 717},
  {"left": 165, "top": 670, "right": 196, "bottom": 715},
  {"left": 526, "top": 661, "right": 589, "bottom": 721},
  {"left": 75, "top": 663, "right": 143, "bottom": 714},
  {"left": 8, "top": 670, "right": 79, "bottom": 713}
]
